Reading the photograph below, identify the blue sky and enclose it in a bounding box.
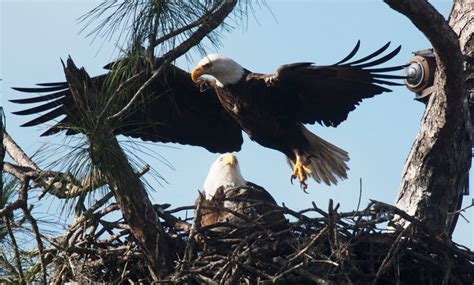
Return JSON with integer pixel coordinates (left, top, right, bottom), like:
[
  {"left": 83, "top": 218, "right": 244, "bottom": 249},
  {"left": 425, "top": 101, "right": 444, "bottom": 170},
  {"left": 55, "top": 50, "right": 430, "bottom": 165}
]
[{"left": 2, "top": 1, "right": 472, "bottom": 248}]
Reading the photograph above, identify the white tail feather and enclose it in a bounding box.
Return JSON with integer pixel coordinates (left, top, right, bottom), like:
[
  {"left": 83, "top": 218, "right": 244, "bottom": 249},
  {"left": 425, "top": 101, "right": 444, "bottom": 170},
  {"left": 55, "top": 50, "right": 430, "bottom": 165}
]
[{"left": 289, "top": 126, "right": 349, "bottom": 185}]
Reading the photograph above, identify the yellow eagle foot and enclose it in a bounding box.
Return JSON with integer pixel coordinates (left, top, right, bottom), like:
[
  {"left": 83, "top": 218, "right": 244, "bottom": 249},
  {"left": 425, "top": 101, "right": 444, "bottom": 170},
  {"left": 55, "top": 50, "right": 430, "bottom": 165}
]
[{"left": 290, "top": 155, "right": 312, "bottom": 190}]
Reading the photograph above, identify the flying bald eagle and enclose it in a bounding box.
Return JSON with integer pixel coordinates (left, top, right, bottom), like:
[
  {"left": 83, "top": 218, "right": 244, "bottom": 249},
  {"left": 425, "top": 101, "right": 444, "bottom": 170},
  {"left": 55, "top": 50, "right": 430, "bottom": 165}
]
[
  {"left": 197, "top": 153, "right": 286, "bottom": 232},
  {"left": 12, "top": 41, "right": 404, "bottom": 189}
]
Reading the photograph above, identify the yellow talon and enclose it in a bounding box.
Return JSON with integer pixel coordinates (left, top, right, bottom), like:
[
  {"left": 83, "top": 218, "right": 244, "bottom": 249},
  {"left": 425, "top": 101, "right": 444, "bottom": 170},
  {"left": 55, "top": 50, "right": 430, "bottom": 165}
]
[{"left": 290, "top": 154, "right": 312, "bottom": 190}]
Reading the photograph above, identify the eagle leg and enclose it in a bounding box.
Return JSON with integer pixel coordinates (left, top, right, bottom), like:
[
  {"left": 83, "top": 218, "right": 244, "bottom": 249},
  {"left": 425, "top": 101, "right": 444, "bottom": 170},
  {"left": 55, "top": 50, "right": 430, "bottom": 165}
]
[{"left": 290, "top": 153, "right": 312, "bottom": 190}]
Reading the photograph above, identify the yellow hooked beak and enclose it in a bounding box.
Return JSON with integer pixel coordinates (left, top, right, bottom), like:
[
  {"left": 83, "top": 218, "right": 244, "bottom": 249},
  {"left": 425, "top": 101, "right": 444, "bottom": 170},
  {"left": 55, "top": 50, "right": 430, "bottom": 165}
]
[
  {"left": 191, "top": 65, "right": 207, "bottom": 82},
  {"left": 221, "top": 153, "right": 237, "bottom": 166}
]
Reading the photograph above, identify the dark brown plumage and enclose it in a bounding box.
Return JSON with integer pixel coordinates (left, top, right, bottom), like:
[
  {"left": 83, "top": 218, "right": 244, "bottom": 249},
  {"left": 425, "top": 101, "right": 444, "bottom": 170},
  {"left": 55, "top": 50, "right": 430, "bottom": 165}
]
[
  {"left": 11, "top": 61, "right": 243, "bottom": 153},
  {"left": 11, "top": 41, "right": 405, "bottom": 189},
  {"left": 191, "top": 42, "right": 404, "bottom": 188},
  {"left": 196, "top": 183, "right": 287, "bottom": 232}
]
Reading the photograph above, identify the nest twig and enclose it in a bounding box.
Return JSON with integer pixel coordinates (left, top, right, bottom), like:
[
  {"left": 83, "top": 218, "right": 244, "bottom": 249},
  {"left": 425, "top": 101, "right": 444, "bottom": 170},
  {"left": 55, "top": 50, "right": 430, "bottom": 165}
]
[
  {"left": 1, "top": 142, "right": 473, "bottom": 285},
  {"left": 24, "top": 186, "right": 469, "bottom": 284}
]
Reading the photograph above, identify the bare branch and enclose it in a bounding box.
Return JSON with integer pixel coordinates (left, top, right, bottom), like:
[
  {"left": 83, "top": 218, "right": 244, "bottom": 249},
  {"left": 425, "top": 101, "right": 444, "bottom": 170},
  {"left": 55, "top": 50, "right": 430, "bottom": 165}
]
[
  {"left": 3, "top": 131, "right": 38, "bottom": 169},
  {"left": 108, "top": 0, "right": 238, "bottom": 120},
  {"left": 4, "top": 216, "right": 25, "bottom": 284},
  {"left": 3, "top": 178, "right": 29, "bottom": 284},
  {"left": 384, "top": 0, "right": 471, "bottom": 234},
  {"left": 0, "top": 178, "right": 28, "bottom": 218},
  {"left": 21, "top": 201, "right": 47, "bottom": 284}
]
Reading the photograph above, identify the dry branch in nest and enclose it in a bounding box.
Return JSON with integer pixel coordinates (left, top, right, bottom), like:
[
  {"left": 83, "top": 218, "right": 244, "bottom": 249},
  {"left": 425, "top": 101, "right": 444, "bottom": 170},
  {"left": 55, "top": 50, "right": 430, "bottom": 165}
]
[
  {"left": 2, "top": 134, "right": 473, "bottom": 283},
  {"left": 166, "top": 195, "right": 474, "bottom": 284},
  {"left": 10, "top": 187, "right": 469, "bottom": 284}
]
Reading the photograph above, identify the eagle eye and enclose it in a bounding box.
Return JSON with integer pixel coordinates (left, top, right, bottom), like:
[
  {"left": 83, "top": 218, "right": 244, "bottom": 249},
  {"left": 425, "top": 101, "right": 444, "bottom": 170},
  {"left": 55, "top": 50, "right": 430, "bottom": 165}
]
[{"left": 203, "top": 62, "right": 212, "bottom": 68}]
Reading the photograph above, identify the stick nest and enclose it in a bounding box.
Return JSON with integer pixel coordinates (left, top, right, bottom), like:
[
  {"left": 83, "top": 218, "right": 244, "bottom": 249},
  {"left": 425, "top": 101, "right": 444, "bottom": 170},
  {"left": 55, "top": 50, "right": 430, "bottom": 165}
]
[{"left": 47, "top": 189, "right": 473, "bottom": 284}]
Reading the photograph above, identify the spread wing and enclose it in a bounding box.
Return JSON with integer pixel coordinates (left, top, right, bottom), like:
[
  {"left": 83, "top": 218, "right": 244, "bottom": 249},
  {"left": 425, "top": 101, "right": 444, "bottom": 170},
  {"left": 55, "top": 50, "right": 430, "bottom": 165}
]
[
  {"left": 266, "top": 41, "right": 406, "bottom": 127},
  {"left": 11, "top": 60, "right": 243, "bottom": 153}
]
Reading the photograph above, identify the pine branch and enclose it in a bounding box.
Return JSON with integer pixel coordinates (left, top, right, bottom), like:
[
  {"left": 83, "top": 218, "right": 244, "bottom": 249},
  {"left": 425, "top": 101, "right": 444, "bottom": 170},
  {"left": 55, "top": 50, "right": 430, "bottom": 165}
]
[{"left": 108, "top": 0, "right": 238, "bottom": 121}]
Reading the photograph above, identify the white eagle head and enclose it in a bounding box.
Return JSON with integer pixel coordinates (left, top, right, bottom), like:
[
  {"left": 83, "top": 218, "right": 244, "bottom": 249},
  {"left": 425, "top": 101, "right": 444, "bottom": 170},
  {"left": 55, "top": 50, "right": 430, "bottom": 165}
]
[
  {"left": 191, "top": 54, "right": 244, "bottom": 87},
  {"left": 202, "top": 153, "right": 247, "bottom": 200}
]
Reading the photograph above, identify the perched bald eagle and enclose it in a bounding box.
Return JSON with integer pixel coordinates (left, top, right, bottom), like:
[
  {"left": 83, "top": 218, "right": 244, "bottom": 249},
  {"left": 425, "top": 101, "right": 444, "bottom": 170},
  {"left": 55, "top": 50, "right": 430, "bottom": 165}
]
[
  {"left": 12, "top": 41, "right": 404, "bottom": 189},
  {"left": 196, "top": 153, "right": 286, "bottom": 232}
]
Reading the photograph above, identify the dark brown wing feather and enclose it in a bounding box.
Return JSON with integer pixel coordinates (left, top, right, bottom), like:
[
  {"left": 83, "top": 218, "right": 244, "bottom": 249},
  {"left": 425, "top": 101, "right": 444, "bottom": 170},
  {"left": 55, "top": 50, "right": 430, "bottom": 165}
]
[
  {"left": 268, "top": 41, "right": 406, "bottom": 127},
  {"left": 11, "top": 61, "right": 243, "bottom": 153},
  {"left": 198, "top": 183, "right": 287, "bottom": 231}
]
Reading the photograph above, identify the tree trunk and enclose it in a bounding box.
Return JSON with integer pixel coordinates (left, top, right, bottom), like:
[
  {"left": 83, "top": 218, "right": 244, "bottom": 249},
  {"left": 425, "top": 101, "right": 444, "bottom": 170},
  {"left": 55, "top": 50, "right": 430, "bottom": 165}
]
[
  {"left": 1, "top": 107, "right": 4, "bottom": 192},
  {"left": 446, "top": 0, "right": 474, "bottom": 234},
  {"left": 62, "top": 59, "right": 171, "bottom": 279},
  {"left": 385, "top": 0, "right": 472, "bottom": 235}
]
